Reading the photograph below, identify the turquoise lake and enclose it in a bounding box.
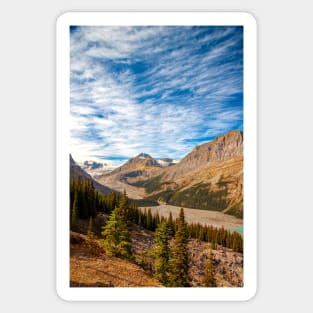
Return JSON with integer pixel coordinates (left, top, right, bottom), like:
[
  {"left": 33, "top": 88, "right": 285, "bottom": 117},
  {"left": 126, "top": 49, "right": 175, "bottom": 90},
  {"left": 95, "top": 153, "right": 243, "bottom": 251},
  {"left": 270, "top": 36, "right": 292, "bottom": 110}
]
[{"left": 234, "top": 226, "right": 243, "bottom": 235}]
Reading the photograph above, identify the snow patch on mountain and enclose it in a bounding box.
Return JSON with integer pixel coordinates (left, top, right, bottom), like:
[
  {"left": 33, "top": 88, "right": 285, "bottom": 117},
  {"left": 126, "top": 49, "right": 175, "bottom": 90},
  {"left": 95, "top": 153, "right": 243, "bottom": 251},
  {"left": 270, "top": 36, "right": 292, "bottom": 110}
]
[
  {"left": 157, "top": 158, "right": 179, "bottom": 167},
  {"left": 80, "top": 160, "right": 117, "bottom": 178}
]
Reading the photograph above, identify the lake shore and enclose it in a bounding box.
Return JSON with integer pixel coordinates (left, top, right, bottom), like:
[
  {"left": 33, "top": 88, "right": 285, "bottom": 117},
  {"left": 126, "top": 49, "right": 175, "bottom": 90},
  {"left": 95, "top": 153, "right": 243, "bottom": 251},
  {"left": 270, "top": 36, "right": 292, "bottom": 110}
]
[{"left": 138, "top": 204, "right": 243, "bottom": 231}]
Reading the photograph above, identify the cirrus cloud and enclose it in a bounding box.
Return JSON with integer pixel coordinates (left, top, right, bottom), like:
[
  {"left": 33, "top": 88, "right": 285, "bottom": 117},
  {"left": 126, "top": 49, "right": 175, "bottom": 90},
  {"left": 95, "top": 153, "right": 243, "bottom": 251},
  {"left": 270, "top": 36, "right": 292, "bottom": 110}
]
[{"left": 70, "top": 26, "right": 243, "bottom": 165}]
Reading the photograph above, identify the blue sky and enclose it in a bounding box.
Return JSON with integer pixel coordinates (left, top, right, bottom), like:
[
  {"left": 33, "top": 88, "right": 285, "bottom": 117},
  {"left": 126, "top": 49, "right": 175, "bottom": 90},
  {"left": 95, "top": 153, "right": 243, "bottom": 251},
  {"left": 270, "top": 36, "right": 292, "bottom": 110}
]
[{"left": 70, "top": 26, "right": 243, "bottom": 166}]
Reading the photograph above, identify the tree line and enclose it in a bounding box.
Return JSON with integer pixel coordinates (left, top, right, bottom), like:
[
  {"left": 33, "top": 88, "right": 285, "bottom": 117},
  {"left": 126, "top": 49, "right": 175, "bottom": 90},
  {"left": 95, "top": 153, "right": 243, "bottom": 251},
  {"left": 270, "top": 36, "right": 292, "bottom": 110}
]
[
  {"left": 70, "top": 177, "right": 243, "bottom": 253},
  {"left": 70, "top": 178, "right": 242, "bottom": 287},
  {"left": 133, "top": 208, "right": 243, "bottom": 253}
]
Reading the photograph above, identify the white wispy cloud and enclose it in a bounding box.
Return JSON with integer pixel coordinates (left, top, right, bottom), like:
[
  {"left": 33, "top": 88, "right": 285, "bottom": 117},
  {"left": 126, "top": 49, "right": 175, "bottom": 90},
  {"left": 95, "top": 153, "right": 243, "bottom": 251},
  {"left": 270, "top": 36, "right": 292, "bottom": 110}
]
[{"left": 70, "top": 26, "right": 243, "bottom": 165}]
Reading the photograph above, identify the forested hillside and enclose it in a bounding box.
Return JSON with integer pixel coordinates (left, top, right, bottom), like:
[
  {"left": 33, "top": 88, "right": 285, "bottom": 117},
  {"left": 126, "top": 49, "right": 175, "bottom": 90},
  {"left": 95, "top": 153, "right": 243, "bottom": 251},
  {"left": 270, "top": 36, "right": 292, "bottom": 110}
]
[{"left": 70, "top": 177, "right": 243, "bottom": 287}]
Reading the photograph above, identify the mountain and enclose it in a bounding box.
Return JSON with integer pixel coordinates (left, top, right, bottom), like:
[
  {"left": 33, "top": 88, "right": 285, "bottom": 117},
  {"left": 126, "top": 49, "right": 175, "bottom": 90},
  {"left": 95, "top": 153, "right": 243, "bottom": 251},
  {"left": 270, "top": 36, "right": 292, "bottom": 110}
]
[
  {"left": 80, "top": 160, "right": 116, "bottom": 178},
  {"left": 96, "top": 153, "right": 163, "bottom": 199},
  {"left": 70, "top": 154, "right": 113, "bottom": 195},
  {"left": 157, "top": 158, "right": 179, "bottom": 167},
  {"left": 161, "top": 130, "right": 243, "bottom": 180},
  {"left": 95, "top": 130, "right": 244, "bottom": 218},
  {"left": 143, "top": 130, "right": 243, "bottom": 217},
  {"left": 109, "top": 153, "right": 160, "bottom": 178}
]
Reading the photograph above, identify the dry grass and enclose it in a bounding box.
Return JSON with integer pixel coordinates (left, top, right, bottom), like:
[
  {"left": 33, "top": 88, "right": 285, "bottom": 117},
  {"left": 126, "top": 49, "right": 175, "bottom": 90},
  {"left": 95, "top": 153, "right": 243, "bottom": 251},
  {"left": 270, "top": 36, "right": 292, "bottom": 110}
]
[
  {"left": 70, "top": 222, "right": 243, "bottom": 288},
  {"left": 70, "top": 232, "right": 162, "bottom": 287}
]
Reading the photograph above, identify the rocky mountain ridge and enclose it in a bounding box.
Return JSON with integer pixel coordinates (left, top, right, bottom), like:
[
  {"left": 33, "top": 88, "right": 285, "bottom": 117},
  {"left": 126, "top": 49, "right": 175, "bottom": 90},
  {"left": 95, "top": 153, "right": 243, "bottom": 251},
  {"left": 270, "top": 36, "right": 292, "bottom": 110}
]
[
  {"left": 160, "top": 130, "right": 243, "bottom": 182},
  {"left": 96, "top": 130, "right": 244, "bottom": 218}
]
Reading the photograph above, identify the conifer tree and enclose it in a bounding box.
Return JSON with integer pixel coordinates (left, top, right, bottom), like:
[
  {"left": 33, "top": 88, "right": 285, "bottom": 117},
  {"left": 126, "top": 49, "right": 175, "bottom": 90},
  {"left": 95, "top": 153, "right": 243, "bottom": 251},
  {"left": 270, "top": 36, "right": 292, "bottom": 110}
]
[
  {"left": 143, "top": 208, "right": 147, "bottom": 228},
  {"left": 87, "top": 216, "right": 94, "bottom": 240},
  {"left": 154, "top": 212, "right": 160, "bottom": 229},
  {"left": 117, "top": 190, "right": 129, "bottom": 222},
  {"left": 168, "top": 211, "right": 175, "bottom": 236},
  {"left": 146, "top": 208, "right": 153, "bottom": 230},
  {"left": 110, "top": 191, "right": 117, "bottom": 212},
  {"left": 138, "top": 210, "right": 142, "bottom": 226},
  {"left": 101, "top": 209, "right": 132, "bottom": 259},
  {"left": 202, "top": 249, "right": 217, "bottom": 287},
  {"left": 101, "top": 203, "right": 132, "bottom": 259},
  {"left": 154, "top": 221, "right": 171, "bottom": 285},
  {"left": 168, "top": 208, "right": 190, "bottom": 287},
  {"left": 71, "top": 191, "right": 78, "bottom": 229}
]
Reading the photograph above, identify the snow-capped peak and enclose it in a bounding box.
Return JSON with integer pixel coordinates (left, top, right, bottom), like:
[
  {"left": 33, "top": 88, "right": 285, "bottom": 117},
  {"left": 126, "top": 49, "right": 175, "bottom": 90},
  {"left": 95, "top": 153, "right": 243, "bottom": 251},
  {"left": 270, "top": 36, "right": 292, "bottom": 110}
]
[{"left": 137, "top": 153, "right": 150, "bottom": 159}]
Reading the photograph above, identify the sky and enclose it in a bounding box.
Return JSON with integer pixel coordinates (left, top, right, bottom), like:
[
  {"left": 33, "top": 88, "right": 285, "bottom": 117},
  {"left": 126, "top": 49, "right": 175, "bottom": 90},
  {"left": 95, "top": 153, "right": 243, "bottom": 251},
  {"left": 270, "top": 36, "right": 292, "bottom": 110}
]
[{"left": 70, "top": 26, "right": 243, "bottom": 166}]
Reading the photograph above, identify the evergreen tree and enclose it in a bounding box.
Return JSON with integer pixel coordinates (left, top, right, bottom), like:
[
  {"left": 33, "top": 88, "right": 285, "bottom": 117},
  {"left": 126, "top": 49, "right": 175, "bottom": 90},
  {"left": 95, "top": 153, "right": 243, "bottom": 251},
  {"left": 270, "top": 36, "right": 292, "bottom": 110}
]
[
  {"left": 87, "top": 216, "right": 94, "bottom": 240},
  {"left": 100, "top": 206, "right": 132, "bottom": 259},
  {"left": 154, "top": 221, "right": 171, "bottom": 285},
  {"left": 168, "top": 211, "right": 175, "bottom": 236},
  {"left": 168, "top": 208, "right": 190, "bottom": 287},
  {"left": 101, "top": 191, "right": 131, "bottom": 258},
  {"left": 138, "top": 209, "right": 142, "bottom": 226},
  {"left": 117, "top": 190, "right": 129, "bottom": 222},
  {"left": 146, "top": 208, "right": 153, "bottom": 230},
  {"left": 142, "top": 208, "right": 148, "bottom": 228},
  {"left": 70, "top": 191, "right": 78, "bottom": 229},
  {"left": 202, "top": 249, "right": 217, "bottom": 287},
  {"left": 154, "top": 212, "right": 160, "bottom": 229}
]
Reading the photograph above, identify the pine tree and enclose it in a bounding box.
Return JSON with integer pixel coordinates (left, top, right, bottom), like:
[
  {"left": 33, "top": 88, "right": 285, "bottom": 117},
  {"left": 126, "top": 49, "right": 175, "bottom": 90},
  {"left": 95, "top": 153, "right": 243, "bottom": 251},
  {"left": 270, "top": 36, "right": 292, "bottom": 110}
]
[
  {"left": 87, "top": 216, "right": 94, "bottom": 240},
  {"left": 146, "top": 208, "right": 153, "bottom": 230},
  {"left": 154, "top": 212, "right": 160, "bottom": 229},
  {"left": 100, "top": 205, "right": 132, "bottom": 259},
  {"left": 168, "top": 211, "right": 175, "bottom": 236},
  {"left": 117, "top": 190, "right": 129, "bottom": 222},
  {"left": 154, "top": 221, "right": 171, "bottom": 285},
  {"left": 138, "top": 209, "right": 142, "bottom": 226},
  {"left": 71, "top": 191, "right": 78, "bottom": 229},
  {"left": 202, "top": 249, "right": 217, "bottom": 287},
  {"left": 142, "top": 208, "right": 147, "bottom": 228},
  {"left": 168, "top": 208, "right": 190, "bottom": 287}
]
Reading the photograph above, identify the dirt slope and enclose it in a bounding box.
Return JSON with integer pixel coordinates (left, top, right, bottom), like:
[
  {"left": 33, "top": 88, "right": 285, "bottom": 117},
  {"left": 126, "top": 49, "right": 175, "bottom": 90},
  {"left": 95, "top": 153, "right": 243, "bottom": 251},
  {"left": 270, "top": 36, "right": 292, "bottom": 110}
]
[{"left": 70, "top": 232, "right": 162, "bottom": 287}]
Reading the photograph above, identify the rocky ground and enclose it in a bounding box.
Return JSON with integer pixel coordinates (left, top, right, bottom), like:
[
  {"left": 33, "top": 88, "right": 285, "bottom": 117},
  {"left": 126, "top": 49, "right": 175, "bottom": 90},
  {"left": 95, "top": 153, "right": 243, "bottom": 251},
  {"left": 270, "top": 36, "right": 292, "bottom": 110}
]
[
  {"left": 70, "top": 216, "right": 243, "bottom": 288},
  {"left": 131, "top": 224, "right": 243, "bottom": 287}
]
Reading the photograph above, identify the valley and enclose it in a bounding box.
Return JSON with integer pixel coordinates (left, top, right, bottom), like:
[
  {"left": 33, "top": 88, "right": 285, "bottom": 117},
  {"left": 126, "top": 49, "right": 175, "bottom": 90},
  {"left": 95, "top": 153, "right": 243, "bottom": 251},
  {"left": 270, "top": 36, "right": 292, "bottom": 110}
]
[
  {"left": 99, "top": 174, "right": 147, "bottom": 199},
  {"left": 68, "top": 24, "right": 246, "bottom": 291},
  {"left": 138, "top": 204, "right": 243, "bottom": 231},
  {"left": 93, "top": 130, "right": 244, "bottom": 219},
  {"left": 69, "top": 130, "right": 244, "bottom": 288}
]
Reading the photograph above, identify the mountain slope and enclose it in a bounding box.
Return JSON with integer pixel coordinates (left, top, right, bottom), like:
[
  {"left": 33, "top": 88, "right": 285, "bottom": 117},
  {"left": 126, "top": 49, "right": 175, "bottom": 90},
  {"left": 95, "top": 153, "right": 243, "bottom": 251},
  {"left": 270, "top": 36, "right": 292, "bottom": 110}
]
[
  {"left": 70, "top": 154, "right": 113, "bottom": 195},
  {"left": 97, "top": 153, "right": 163, "bottom": 198},
  {"left": 141, "top": 131, "right": 244, "bottom": 217},
  {"left": 94, "top": 130, "right": 244, "bottom": 217},
  {"left": 108, "top": 152, "right": 161, "bottom": 179},
  {"left": 161, "top": 130, "right": 243, "bottom": 181},
  {"left": 70, "top": 231, "right": 162, "bottom": 287}
]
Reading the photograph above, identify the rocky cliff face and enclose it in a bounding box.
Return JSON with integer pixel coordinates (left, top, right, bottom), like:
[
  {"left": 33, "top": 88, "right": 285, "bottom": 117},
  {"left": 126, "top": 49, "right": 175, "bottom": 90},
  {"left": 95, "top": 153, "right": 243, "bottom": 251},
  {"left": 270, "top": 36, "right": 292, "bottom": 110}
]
[
  {"left": 186, "top": 130, "right": 242, "bottom": 162},
  {"left": 163, "top": 130, "right": 243, "bottom": 181}
]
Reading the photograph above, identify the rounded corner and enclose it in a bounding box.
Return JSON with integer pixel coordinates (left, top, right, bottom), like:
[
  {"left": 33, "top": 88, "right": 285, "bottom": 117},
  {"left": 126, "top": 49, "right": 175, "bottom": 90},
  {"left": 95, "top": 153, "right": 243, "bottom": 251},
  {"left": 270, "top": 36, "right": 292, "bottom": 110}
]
[
  {"left": 56, "top": 12, "right": 74, "bottom": 27},
  {"left": 241, "top": 12, "right": 258, "bottom": 28},
  {"left": 55, "top": 285, "right": 72, "bottom": 302},
  {"left": 242, "top": 284, "right": 258, "bottom": 302}
]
